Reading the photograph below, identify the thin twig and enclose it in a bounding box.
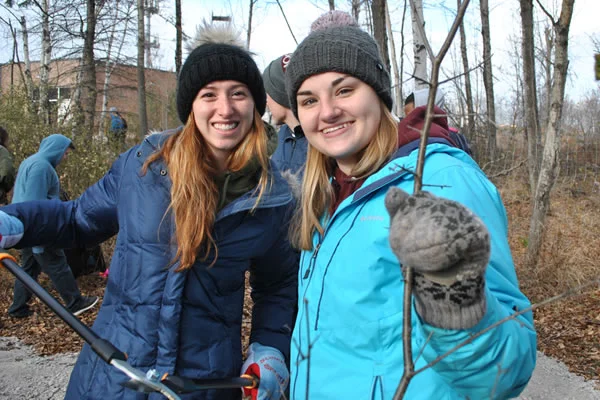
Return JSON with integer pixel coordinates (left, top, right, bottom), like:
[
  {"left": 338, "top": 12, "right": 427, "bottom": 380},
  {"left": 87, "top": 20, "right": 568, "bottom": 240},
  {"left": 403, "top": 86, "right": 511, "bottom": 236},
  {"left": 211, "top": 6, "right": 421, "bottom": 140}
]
[
  {"left": 393, "top": 0, "right": 471, "bottom": 398},
  {"left": 275, "top": 0, "right": 298, "bottom": 45},
  {"left": 413, "top": 278, "right": 600, "bottom": 375}
]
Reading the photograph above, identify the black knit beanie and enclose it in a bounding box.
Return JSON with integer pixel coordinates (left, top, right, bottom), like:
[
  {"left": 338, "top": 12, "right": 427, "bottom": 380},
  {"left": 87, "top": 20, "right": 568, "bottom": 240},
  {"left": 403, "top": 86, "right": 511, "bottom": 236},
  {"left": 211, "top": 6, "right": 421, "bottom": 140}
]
[
  {"left": 285, "top": 24, "right": 392, "bottom": 118},
  {"left": 177, "top": 36, "right": 266, "bottom": 124},
  {"left": 262, "top": 54, "right": 291, "bottom": 109}
]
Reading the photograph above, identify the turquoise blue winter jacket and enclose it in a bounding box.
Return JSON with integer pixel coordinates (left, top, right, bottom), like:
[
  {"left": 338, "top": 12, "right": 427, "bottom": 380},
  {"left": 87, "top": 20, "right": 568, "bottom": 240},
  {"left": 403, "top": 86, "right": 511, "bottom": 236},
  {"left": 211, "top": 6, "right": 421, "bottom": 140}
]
[
  {"left": 291, "top": 143, "right": 536, "bottom": 400},
  {"left": 11, "top": 133, "right": 71, "bottom": 203}
]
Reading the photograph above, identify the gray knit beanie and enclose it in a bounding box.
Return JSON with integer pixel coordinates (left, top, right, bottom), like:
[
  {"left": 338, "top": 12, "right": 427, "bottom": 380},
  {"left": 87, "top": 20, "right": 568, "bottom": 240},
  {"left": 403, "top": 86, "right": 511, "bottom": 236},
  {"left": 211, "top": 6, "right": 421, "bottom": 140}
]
[
  {"left": 263, "top": 54, "right": 291, "bottom": 108},
  {"left": 285, "top": 24, "right": 392, "bottom": 118}
]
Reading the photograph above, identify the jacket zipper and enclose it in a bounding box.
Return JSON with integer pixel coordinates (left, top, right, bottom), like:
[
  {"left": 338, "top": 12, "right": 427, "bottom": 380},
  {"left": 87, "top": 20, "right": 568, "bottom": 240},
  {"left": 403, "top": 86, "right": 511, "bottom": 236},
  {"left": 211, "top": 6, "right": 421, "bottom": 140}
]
[{"left": 303, "top": 242, "right": 320, "bottom": 279}]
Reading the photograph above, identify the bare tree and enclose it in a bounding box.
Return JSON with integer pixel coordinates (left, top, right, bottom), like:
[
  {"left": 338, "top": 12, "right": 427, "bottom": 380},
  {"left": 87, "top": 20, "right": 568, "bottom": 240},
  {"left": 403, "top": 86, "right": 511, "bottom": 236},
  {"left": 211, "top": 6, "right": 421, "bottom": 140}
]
[
  {"left": 410, "top": 0, "right": 427, "bottom": 89},
  {"left": 526, "top": 0, "right": 575, "bottom": 267},
  {"left": 97, "top": 0, "right": 133, "bottom": 139},
  {"left": 457, "top": 0, "right": 475, "bottom": 140},
  {"left": 371, "top": 0, "right": 390, "bottom": 72},
  {"left": 175, "top": 0, "right": 182, "bottom": 75},
  {"left": 137, "top": 0, "right": 148, "bottom": 136},
  {"left": 19, "top": 16, "right": 35, "bottom": 103},
  {"left": 385, "top": 1, "right": 402, "bottom": 115},
  {"left": 350, "top": 0, "right": 361, "bottom": 21},
  {"left": 479, "top": 0, "right": 497, "bottom": 159},
  {"left": 247, "top": 0, "right": 256, "bottom": 49},
  {"left": 538, "top": 24, "right": 554, "bottom": 126},
  {"left": 328, "top": 0, "right": 335, "bottom": 10},
  {"left": 38, "top": 0, "right": 52, "bottom": 124},
  {"left": 78, "top": 0, "right": 97, "bottom": 135},
  {"left": 520, "top": 0, "right": 542, "bottom": 192}
]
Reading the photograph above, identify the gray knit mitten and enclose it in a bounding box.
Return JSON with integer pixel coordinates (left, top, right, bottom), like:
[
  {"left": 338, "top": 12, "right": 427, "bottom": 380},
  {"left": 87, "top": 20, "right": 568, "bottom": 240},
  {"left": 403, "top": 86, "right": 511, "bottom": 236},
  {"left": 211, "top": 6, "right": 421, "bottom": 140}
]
[{"left": 385, "top": 187, "right": 491, "bottom": 329}]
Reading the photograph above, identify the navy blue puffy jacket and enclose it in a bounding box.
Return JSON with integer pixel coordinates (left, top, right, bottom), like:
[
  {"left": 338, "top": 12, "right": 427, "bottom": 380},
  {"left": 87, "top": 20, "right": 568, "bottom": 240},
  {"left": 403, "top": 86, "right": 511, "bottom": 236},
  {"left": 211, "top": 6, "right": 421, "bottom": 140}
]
[{"left": 2, "top": 130, "right": 299, "bottom": 400}]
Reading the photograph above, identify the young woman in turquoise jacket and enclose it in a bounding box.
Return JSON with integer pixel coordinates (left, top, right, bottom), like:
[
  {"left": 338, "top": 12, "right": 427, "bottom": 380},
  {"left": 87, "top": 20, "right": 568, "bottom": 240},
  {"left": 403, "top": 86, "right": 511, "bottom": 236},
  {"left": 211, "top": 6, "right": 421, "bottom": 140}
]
[{"left": 283, "top": 13, "right": 537, "bottom": 400}]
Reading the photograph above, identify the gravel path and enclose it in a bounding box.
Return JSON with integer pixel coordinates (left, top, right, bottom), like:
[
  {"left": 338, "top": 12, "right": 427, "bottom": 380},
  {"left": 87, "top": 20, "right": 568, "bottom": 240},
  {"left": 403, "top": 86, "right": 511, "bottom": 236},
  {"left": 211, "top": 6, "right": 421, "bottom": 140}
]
[{"left": 0, "top": 336, "right": 598, "bottom": 399}]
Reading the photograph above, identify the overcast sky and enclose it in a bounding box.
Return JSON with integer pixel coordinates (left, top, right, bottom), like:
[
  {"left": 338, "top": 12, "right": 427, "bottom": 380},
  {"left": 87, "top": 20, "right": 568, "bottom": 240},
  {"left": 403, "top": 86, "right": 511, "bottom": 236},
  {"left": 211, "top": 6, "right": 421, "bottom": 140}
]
[{"left": 0, "top": 0, "right": 598, "bottom": 102}]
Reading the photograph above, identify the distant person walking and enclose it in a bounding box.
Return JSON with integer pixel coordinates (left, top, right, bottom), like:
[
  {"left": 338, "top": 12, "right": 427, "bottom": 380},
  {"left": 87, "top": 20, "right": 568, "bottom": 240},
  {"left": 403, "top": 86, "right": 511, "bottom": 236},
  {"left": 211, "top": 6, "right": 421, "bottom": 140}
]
[
  {"left": 7, "top": 134, "right": 98, "bottom": 318},
  {"left": 0, "top": 126, "right": 16, "bottom": 205},
  {"left": 108, "top": 107, "right": 127, "bottom": 149}
]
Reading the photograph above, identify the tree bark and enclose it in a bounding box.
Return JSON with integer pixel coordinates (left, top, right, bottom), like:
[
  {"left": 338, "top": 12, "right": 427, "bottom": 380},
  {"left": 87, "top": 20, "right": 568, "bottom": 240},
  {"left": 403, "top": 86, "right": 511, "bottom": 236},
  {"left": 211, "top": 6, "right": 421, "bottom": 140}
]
[
  {"left": 38, "top": 0, "right": 52, "bottom": 124},
  {"left": 247, "top": 0, "right": 255, "bottom": 49},
  {"left": 520, "top": 0, "right": 542, "bottom": 193},
  {"left": 385, "top": 0, "right": 401, "bottom": 115},
  {"left": 81, "top": 0, "right": 97, "bottom": 135},
  {"left": 479, "top": 0, "right": 497, "bottom": 159},
  {"left": 19, "top": 16, "right": 35, "bottom": 105},
  {"left": 371, "top": 0, "right": 390, "bottom": 72},
  {"left": 526, "top": 0, "right": 574, "bottom": 267},
  {"left": 410, "top": 0, "right": 427, "bottom": 89},
  {"left": 175, "top": 0, "right": 182, "bottom": 75},
  {"left": 137, "top": 0, "right": 148, "bottom": 137},
  {"left": 328, "top": 0, "right": 335, "bottom": 11},
  {"left": 98, "top": 0, "right": 131, "bottom": 139},
  {"left": 458, "top": 0, "right": 475, "bottom": 141},
  {"left": 350, "top": 0, "right": 361, "bottom": 22}
]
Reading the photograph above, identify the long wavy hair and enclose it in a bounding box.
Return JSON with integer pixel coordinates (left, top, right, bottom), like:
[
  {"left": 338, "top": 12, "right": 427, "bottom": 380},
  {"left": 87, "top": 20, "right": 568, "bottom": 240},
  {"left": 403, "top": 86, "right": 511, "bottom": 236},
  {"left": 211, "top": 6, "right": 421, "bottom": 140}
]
[
  {"left": 143, "top": 108, "right": 270, "bottom": 271},
  {"left": 291, "top": 102, "right": 398, "bottom": 250}
]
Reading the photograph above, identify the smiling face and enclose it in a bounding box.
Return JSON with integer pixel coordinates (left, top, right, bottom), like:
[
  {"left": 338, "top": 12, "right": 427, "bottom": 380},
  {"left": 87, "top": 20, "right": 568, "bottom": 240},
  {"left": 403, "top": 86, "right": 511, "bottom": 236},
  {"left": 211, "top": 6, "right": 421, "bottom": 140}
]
[
  {"left": 296, "top": 72, "right": 382, "bottom": 175},
  {"left": 192, "top": 80, "right": 255, "bottom": 171}
]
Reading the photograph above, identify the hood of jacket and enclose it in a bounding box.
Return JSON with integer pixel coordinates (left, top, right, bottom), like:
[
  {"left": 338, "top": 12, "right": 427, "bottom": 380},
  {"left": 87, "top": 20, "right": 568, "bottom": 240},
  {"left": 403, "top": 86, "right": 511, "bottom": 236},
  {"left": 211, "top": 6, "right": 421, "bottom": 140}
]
[{"left": 36, "top": 134, "right": 72, "bottom": 168}]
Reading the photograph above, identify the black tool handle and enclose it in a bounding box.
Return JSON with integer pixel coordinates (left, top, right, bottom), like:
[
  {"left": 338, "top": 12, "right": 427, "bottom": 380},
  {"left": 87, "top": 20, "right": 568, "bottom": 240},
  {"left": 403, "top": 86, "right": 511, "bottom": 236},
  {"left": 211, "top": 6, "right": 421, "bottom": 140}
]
[
  {"left": 162, "top": 374, "right": 258, "bottom": 393},
  {"left": 0, "top": 254, "right": 127, "bottom": 364}
]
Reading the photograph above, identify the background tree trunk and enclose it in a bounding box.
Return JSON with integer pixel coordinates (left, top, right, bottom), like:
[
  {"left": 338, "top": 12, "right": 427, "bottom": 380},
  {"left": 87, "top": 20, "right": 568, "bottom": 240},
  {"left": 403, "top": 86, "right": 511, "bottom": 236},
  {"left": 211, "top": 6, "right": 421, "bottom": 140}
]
[
  {"left": 19, "top": 16, "right": 34, "bottom": 107},
  {"left": 350, "top": 0, "right": 361, "bottom": 21},
  {"left": 479, "top": 0, "right": 497, "bottom": 159},
  {"left": 458, "top": 0, "right": 475, "bottom": 141},
  {"left": 175, "top": 0, "right": 182, "bottom": 75},
  {"left": 371, "top": 0, "right": 390, "bottom": 72},
  {"left": 38, "top": 0, "right": 51, "bottom": 124},
  {"left": 98, "top": 0, "right": 131, "bottom": 139},
  {"left": 385, "top": 0, "right": 402, "bottom": 115},
  {"left": 81, "top": 0, "right": 97, "bottom": 135},
  {"left": 247, "top": 0, "right": 255, "bottom": 49},
  {"left": 137, "top": 0, "right": 148, "bottom": 137},
  {"left": 520, "top": 0, "right": 542, "bottom": 193},
  {"left": 410, "top": 0, "right": 427, "bottom": 89},
  {"left": 526, "top": 0, "right": 574, "bottom": 267},
  {"left": 328, "top": 0, "right": 335, "bottom": 11}
]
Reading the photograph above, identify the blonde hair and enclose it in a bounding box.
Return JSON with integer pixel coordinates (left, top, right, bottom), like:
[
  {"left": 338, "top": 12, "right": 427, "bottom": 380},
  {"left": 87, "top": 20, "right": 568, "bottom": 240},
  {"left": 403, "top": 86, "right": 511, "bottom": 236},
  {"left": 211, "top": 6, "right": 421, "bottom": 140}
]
[
  {"left": 143, "top": 108, "right": 270, "bottom": 271},
  {"left": 291, "top": 102, "right": 398, "bottom": 250}
]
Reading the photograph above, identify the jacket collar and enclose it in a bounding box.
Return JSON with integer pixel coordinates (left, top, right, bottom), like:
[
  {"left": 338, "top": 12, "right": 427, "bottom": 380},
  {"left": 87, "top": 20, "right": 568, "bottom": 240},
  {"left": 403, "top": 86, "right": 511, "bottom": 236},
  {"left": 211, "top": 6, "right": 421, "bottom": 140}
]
[{"left": 139, "top": 129, "right": 293, "bottom": 220}]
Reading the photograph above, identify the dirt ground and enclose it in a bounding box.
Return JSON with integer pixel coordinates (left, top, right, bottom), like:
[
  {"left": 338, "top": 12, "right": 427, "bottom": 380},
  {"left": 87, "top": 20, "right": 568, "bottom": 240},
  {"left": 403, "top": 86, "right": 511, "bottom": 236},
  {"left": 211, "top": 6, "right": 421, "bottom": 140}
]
[{"left": 0, "top": 177, "right": 598, "bottom": 385}]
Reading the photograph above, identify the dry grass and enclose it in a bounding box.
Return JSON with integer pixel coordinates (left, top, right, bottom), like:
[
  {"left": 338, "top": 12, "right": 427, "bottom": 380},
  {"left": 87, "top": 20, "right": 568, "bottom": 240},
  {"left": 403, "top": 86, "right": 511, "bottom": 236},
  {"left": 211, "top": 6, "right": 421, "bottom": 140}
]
[{"left": 497, "top": 174, "right": 600, "bottom": 381}]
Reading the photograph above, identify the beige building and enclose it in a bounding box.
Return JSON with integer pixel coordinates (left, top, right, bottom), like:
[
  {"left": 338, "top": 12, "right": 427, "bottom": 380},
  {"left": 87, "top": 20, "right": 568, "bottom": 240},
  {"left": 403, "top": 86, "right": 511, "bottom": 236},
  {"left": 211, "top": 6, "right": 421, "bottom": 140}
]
[{"left": 0, "top": 58, "right": 178, "bottom": 131}]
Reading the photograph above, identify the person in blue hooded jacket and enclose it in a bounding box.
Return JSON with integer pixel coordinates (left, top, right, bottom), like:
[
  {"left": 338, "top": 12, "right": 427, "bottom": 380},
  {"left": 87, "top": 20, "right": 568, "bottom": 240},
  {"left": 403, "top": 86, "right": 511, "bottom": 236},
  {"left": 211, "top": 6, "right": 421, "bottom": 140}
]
[
  {"left": 0, "top": 23, "right": 296, "bottom": 400},
  {"left": 7, "top": 133, "right": 99, "bottom": 318},
  {"left": 282, "top": 12, "right": 536, "bottom": 400}
]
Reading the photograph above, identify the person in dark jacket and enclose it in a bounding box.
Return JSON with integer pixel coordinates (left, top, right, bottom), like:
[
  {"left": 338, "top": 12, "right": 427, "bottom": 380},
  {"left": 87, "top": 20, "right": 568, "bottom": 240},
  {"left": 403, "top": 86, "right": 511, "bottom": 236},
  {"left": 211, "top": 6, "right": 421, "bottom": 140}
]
[
  {"left": 7, "top": 134, "right": 98, "bottom": 319},
  {"left": 0, "top": 23, "right": 297, "bottom": 400},
  {"left": 0, "top": 125, "right": 16, "bottom": 205},
  {"left": 263, "top": 54, "right": 308, "bottom": 176}
]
